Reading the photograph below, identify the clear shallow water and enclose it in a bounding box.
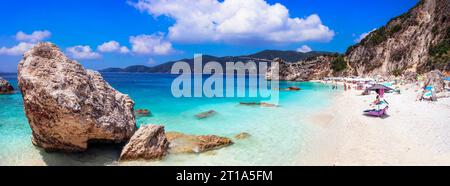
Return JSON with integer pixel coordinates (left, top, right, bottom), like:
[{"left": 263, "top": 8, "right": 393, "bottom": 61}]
[{"left": 0, "top": 72, "right": 334, "bottom": 166}]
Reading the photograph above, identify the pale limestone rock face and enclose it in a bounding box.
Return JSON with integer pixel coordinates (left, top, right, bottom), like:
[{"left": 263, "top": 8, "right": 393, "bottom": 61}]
[
  {"left": 120, "top": 125, "right": 169, "bottom": 161},
  {"left": 0, "top": 77, "right": 14, "bottom": 94},
  {"left": 18, "top": 42, "right": 136, "bottom": 152},
  {"left": 266, "top": 56, "right": 334, "bottom": 81},
  {"left": 265, "top": 0, "right": 449, "bottom": 80},
  {"left": 346, "top": 0, "right": 450, "bottom": 76}
]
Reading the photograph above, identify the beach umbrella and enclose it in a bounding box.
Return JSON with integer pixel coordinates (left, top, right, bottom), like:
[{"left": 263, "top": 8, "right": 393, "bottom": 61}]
[
  {"left": 368, "top": 84, "right": 394, "bottom": 91},
  {"left": 367, "top": 84, "right": 394, "bottom": 97}
]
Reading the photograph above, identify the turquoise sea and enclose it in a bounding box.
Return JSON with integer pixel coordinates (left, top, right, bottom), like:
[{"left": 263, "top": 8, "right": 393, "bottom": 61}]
[{"left": 0, "top": 72, "right": 335, "bottom": 166}]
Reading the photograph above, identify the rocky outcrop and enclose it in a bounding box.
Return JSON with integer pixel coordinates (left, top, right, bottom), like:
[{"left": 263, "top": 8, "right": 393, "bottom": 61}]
[
  {"left": 346, "top": 0, "right": 450, "bottom": 76},
  {"left": 0, "top": 77, "right": 14, "bottom": 94},
  {"left": 120, "top": 125, "right": 169, "bottom": 161},
  {"left": 166, "top": 132, "right": 232, "bottom": 154},
  {"left": 400, "top": 71, "right": 419, "bottom": 84},
  {"left": 266, "top": 56, "right": 335, "bottom": 81},
  {"left": 18, "top": 42, "right": 136, "bottom": 152}
]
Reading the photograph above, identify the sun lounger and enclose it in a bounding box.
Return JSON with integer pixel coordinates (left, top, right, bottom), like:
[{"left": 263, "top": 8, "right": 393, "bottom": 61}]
[{"left": 363, "top": 106, "right": 389, "bottom": 117}]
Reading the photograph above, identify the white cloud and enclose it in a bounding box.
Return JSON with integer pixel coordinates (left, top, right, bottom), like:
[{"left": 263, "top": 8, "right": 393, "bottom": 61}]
[
  {"left": 296, "top": 45, "right": 312, "bottom": 53},
  {"left": 97, "top": 41, "right": 120, "bottom": 52},
  {"left": 97, "top": 41, "right": 130, "bottom": 54},
  {"left": 0, "top": 42, "right": 35, "bottom": 56},
  {"left": 129, "top": 0, "right": 335, "bottom": 43},
  {"left": 129, "top": 33, "right": 174, "bottom": 55},
  {"left": 355, "top": 29, "right": 376, "bottom": 43},
  {"left": 0, "top": 30, "right": 52, "bottom": 56},
  {"left": 16, "top": 30, "right": 51, "bottom": 42},
  {"left": 119, "top": 46, "right": 130, "bottom": 54},
  {"left": 66, "top": 45, "right": 101, "bottom": 59}
]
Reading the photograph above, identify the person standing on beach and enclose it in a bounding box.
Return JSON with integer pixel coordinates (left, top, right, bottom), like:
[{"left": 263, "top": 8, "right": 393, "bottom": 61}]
[{"left": 373, "top": 95, "right": 381, "bottom": 105}]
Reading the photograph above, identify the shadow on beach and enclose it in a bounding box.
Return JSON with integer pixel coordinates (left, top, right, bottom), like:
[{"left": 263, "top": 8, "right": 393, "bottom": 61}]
[
  {"left": 362, "top": 114, "right": 391, "bottom": 119},
  {"left": 38, "top": 143, "right": 123, "bottom": 166}
]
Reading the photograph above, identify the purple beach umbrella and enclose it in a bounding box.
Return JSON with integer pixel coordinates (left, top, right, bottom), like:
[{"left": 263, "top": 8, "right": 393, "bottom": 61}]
[{"left": 367, "top": 84, "right": 393, "bottom": 97}]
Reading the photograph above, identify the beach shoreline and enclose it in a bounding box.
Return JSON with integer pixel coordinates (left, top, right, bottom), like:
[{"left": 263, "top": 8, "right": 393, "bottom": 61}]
[
  {"left": 2, "top": 73, "right": 450, "bottom": 166},
  {"left": 298, "top": 82, "right": 450, "bottom": 165}
]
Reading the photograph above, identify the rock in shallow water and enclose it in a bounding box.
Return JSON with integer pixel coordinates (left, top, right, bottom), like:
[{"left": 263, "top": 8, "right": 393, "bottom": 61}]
[
  {"left": 195, "top": 110, "right": 217, "bottom": 119},
  {"left": 0, "top": 77, "right": 14, "bottom": 94},
  {"left": 234, "top": 132, "right": 251, "bottom": 140},
  {"left": 120, "top": 125, "right": 169, "bottom": 161},
  {"left": 285, "top": 86, "right": 301, "bottom": 91},
  {"left": 18, "top": 42, "right": 136, "bottom": 152},
  {"left": 239, "top": 102, "right": 278, "bottom": 107},
  {"left": 135, "top": 109, "right": 152, "bottom": 117},
  {"left": 166, "top": 132, "right": 232, "bottom": 154}
]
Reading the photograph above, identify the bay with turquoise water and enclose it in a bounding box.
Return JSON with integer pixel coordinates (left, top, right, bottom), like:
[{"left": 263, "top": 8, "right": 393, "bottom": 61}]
[{"left": 0, "top": 72, "right": 335, "bottom": 166}]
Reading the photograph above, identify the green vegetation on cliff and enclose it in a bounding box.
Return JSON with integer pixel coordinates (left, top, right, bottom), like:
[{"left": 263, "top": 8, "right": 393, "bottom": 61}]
[
  {"left": 331, "top": 55, "right": 347, "bottom": 72},
  {"left": 425, "top": 27, "right": 450, "bottom": 72}
]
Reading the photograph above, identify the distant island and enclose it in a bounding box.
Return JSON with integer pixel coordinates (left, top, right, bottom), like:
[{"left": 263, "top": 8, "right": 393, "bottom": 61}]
[{"left": 100, "top": 50, "right": 337, "bottom": 73}]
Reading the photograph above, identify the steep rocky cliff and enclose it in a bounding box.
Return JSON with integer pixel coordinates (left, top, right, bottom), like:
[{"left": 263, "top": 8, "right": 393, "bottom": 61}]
[
  {"left": 269, "top": 0, "right": 449, "bottom": 80},
  {"left": 266, "top": 56, "right": 336, "bottom": 81},
  {"left": 345, "top": 0, "right": 450, "bottom": 76}
]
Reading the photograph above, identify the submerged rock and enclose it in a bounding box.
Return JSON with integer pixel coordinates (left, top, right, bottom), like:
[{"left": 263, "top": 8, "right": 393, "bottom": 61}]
[
  {"left": 0, "top": 77, "right": 14, "bottom": 94},
  {"left": 195, "top": 110, "right": 217, "bottom": 119},
  {"left": 18, "top": 42, "right": 136, "bottom": 152},
  {"left": 259, "top": 102, "right": 277, "bottom": 107},
  {"left": 239, "top": 102, "right": 259, "bottom": 106},
  {"left": 234, "top": 132, "right": 251, "bottom": 140},
  {"left": 239, "top": 102, "right": 277, "bottom": 107},
  {"left": 285, "top": 86, "right": 301, "bottom": 91},
  {"left": 120, "top": 125, "right": 169, "bottom": 161},
  {"left": 166, "top": 132, "right": 232, "bottom": 154},
  {"left": 135, "top": 109, "right": 152, "bottom": 117}
]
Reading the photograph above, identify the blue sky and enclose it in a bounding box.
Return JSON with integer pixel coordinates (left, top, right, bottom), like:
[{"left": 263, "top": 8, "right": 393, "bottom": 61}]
[{"left": 0, "top": 0, "right": 418, "bottom": 72}]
